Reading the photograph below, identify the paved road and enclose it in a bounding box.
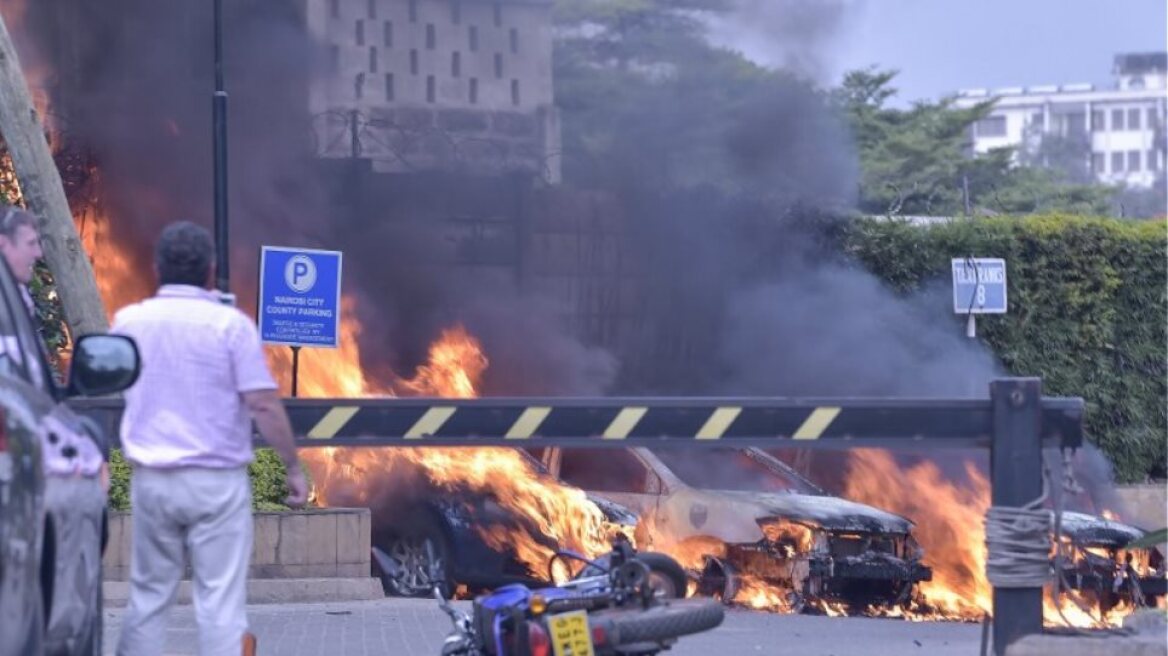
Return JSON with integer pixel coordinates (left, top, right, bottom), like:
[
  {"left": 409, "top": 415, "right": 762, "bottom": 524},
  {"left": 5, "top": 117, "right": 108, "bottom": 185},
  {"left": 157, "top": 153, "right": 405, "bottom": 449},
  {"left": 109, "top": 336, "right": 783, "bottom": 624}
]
[{"left": 102, "top": 598, "right": 986, "bottom": 655}]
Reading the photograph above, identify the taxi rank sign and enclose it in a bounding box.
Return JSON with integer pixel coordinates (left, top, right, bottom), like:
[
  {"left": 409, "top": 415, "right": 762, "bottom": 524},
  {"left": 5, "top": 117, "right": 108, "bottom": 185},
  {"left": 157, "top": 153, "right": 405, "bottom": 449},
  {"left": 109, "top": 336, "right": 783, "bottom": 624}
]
[
  {"left": 952, "top": 257, "right": 1006, "bottom": 339},
  {"left": 259, "top": 246, "right": 342, "bottom": 348}
]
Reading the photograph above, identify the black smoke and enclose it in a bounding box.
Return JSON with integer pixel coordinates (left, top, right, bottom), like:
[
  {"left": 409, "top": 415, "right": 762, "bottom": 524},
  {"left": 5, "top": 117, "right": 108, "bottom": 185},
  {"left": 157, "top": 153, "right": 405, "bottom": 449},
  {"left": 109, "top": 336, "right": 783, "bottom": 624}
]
[{"left": 18, "top": 0, "right": 615, "bottom": 394}]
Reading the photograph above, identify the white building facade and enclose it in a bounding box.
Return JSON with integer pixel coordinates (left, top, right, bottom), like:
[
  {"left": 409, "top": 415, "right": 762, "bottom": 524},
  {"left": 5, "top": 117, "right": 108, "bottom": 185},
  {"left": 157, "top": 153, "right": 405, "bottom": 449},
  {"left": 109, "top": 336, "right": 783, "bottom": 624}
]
[{"left": 955, "top": 53, "right": 1167, "bottom": 189}]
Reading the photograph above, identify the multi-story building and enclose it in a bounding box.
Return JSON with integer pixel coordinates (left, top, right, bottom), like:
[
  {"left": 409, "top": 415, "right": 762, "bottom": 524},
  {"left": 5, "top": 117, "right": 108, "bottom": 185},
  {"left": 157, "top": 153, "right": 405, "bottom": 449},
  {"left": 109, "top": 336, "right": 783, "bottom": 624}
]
[
  {"left": 955, "top": 52, "right": 1167, "bottom": 189},
  {"left": 307, "top": 0, "right": 560, "bottom": 181}
]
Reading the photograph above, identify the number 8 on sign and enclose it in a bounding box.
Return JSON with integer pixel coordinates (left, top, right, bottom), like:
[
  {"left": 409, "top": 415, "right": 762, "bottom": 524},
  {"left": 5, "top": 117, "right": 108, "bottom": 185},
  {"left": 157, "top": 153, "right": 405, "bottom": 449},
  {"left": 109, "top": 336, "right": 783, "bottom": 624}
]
[{"left": 976, "top": 284, "right": 986, "bottom": 306}]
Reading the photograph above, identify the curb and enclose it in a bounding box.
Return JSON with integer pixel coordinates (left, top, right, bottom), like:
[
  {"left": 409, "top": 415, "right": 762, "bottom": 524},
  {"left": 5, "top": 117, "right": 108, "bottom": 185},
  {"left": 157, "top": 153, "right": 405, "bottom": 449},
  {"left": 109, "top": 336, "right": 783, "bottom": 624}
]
[{"left": 103, "top": 577, "right": 385, "bottom": 608}]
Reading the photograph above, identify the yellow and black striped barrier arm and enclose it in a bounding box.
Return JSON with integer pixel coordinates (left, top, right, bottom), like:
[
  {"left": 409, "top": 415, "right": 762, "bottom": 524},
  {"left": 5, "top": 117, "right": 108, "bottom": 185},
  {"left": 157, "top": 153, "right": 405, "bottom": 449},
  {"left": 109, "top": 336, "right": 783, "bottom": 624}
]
[{"left": 71, "top": 395, "right": 1084, "bottom": 449}]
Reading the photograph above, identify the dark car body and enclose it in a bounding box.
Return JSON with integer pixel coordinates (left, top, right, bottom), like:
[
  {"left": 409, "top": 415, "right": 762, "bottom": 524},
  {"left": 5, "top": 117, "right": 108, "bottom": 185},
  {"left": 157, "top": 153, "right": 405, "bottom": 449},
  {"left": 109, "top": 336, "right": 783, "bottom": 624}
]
[
  {"left": 1056, "top": 511, "right": 1166, "bottom": 611},
  {"left": 370, "top": 449, "right": 639, "bottom": 597},
  {"left": 0, "top": 257, "right": 139, "bottom": 656}
]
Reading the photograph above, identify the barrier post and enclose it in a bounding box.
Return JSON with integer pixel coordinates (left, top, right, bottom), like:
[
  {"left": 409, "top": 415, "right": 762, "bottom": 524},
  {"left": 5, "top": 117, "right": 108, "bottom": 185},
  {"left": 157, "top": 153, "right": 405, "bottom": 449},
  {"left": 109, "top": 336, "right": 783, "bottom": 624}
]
[{"left": 990, "top": 378, "right": 1044, "bottom": 655}]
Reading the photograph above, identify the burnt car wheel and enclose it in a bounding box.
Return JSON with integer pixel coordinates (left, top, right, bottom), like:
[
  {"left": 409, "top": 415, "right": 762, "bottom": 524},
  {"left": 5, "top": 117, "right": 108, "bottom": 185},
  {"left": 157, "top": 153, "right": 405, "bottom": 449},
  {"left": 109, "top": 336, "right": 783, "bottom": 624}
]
[
  {"left": 375, "top": 519, "right": 453, "bottom": 599},
  {"left": 637, "top": 552, "right": 688, "bottom": 600}
]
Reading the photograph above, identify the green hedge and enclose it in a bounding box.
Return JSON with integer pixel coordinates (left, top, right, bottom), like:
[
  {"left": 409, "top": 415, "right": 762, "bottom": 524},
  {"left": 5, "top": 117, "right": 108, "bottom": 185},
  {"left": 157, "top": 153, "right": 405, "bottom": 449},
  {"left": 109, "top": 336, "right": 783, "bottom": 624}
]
[
  {"left": 844, "top": 214, "right": 1167, "bottom": 482},
  {"left": 107, "top": 448, "right": 302, "bottom": 512}
]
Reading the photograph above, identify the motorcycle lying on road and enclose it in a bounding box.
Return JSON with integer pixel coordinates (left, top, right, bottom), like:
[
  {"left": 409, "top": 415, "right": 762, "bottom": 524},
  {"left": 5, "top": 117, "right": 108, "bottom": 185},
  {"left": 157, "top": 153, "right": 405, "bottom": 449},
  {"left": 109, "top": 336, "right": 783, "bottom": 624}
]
[{"left": 430, "top": 537, "right": 725, "bottom": 656}]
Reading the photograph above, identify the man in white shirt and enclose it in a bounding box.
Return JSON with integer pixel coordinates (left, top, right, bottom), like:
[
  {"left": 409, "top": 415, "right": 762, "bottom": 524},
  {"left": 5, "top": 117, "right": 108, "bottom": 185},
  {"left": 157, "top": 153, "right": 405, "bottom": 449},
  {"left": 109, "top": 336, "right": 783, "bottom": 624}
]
[{"left": 113, "top": 221, "right": 307, "bottom": 656}]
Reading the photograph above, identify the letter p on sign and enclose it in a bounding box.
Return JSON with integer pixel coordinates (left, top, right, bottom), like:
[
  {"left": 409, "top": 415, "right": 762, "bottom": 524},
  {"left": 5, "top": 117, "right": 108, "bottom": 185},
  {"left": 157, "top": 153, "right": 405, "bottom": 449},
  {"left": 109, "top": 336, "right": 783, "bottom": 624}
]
[{"left": 285, "top": 255, "right": 317, "bottom": 293}]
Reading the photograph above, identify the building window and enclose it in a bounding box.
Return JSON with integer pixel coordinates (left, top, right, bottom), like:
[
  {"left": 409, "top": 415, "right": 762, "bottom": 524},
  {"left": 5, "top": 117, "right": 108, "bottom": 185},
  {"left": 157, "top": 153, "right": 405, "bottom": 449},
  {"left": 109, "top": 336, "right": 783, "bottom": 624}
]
[
  {"left": 1031, "top": 112, "right": 1043, "bottom": 129},
  {"left": 426, "top": 75, "right": 436, "bottom": 103},
  {"left": 426, "top": 24, "right": 436, "bottom": 49},
  {"left": 1128, "top": 108, "right": 1141, "bottom": 130},
  {"left": 409, "top": 0, "right": 418, "bottom": 22},
  {"left": 330, "top": 0, "right": 339, "bottom": 18},
  {"left": 451, "top": 0, "right": 462, "bottom": 24},
  {"left": 356, "top": 20, "right": 366, "bottom": 46},
  {"left": 1111, "top": 151, "right": 1124, "bottom": 173},
  {"left": 509, "top": 28, "right": 519, "bottom": 54},
  {"left": 1111, "top": 108, "right": 1125, "bottom": 131},
  {"left": 469, "top": 25, "right": 479, "bottom": 51},
  {"left": 494, "top": 53, "right": 504, "bottom": 78},
  {"left": 511, "top": 79, "right": 520, "bottom": 106},
  {"left": 367, "top": 0, "right": 376, "bottom": 19},
  {"left": 1148, "top": 107, "right": 1159, "bottom": 129},
  {"left": 385, "top": 73, "right": 395, "bottom": 101},
  {"left": 1064, "top": 112, "right": 1085, "bottom": 136},
  {"left": 1092, "top": 152, "right": 1105, "bottom": 173},
  {"left": 451, "top": 51, "right": 461, "bottom": 77},
  {"left": 469, "top": 77, "right": 478, "bottom": 104},
  {"left": 410, "top": 49, "right": 419, "bottom": 75},
  {"left": 355, "top": 73, "right": 365, "bottom": 100},
  {"left": 493, "top": 3, "right": 502, "bottom": 27},
  {"left": 383, "top": 21, "right": 393, "bottom": 47},
  {"left": 1149, "top": 150, "right": 1160, "bottom": 171},
  {"left": 329, "top": 45, "right": 340, "bottom": 74},
  {"left": 975, "top": 116, "right": 1006, "bottom": 138},
  {"left": 1128, "top": 150, "right": 1142, "bottom": 172},
  {"left": 369, "top": 47, "right": 378, "bottom": 72},
  {"left": 1091, "top": 110, "right": 1105, "bottom": 131}
]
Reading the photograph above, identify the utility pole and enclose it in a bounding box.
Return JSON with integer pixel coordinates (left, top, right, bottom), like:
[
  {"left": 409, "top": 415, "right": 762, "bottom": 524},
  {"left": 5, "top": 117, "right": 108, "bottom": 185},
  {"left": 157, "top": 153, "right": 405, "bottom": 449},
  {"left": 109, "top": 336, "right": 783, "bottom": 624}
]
[
  {"left": 212, "top": 0, "right": 230, "bottom": 294},
  {"left": 0, "top": 11, "right": 108, "bottom": 334}
]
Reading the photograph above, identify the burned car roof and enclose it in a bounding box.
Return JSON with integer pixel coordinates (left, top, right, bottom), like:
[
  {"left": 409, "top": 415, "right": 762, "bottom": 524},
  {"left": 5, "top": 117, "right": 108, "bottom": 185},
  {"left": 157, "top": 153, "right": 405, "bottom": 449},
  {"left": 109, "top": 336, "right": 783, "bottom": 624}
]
[
  {"left": 641, "top": 448, "right": 915, "bottom": 535},
  {"left": 717, "top": 491, "right": 915, "bottom": 534},
  {"left": 1060, "top": 511, "right": 1146, "bottom": 547}
]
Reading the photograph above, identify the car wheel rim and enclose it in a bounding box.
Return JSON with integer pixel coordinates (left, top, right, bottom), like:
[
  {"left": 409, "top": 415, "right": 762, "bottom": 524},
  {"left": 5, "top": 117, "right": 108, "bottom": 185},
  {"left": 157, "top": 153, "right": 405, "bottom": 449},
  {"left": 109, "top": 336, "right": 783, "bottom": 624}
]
[
  {"left": 387, "top": 537, "right": 443, "bottom": 594},
  {"left": 647, "top": 571, "right": 678, "bottom": 598}
]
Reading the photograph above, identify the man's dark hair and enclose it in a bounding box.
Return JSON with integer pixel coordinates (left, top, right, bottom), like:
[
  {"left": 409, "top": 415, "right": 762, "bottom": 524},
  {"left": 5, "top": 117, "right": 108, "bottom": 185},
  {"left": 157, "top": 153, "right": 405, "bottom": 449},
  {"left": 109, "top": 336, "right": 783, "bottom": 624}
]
[
  {"left": 155, "top": 221, "right": 213, "bottom": 287},
  {"left": 0, "top": 206, "right": 38, "bottom": 240}
]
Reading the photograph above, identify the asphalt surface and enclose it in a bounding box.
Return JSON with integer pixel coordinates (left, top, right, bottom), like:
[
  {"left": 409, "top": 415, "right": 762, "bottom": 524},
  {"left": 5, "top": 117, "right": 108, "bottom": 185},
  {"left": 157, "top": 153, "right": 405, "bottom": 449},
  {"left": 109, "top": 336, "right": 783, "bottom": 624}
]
[{"left": 101, "top": 598, "right": 986, "bottom": 655}]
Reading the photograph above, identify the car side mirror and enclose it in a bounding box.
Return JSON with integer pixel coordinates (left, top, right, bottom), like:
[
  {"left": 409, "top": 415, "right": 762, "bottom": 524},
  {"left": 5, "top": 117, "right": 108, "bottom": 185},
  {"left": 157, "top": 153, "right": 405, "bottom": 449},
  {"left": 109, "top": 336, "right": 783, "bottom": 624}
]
[{"left": 67, "top": 334, "right": 141, "bottom": 397}]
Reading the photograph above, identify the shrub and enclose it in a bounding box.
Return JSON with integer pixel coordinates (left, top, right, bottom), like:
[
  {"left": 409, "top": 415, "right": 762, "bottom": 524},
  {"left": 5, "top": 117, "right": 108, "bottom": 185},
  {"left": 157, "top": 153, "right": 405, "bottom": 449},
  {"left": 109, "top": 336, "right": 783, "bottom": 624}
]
[
  {"left": 845, "top": 214, "right": 1167, "bottom": 482},
  {"left": 107, "top": 448, "right": 306, "bottom": 511}
]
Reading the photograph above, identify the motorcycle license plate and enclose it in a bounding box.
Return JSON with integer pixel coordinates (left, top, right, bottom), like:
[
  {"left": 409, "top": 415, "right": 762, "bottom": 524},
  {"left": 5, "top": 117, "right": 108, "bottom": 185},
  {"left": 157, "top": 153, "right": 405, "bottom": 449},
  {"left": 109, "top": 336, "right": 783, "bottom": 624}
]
[{"left": 546, "top": 610, "right": 595, "bottom": 656}]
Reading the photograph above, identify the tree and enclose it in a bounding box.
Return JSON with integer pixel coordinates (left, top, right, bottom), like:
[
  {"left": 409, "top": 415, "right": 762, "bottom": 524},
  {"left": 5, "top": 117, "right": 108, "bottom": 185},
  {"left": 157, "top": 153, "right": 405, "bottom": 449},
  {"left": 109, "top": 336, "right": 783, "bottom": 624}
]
[
  {"left": 553, "top": 0, "right": 855, "bottom": 209},
  {"left": 833, "top": 69, "right": 1114, "bottom": 217}
]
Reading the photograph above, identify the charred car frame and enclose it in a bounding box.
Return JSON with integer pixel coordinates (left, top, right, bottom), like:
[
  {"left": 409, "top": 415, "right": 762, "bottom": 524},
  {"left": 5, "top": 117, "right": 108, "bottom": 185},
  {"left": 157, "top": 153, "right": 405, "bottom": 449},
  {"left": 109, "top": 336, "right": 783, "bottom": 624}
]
[
  {"left": 538, "top": 446, "right": 932, "bottom": 611},
  {"left": 1055, "top": 511, "right": 1166, "bottom": 613}
]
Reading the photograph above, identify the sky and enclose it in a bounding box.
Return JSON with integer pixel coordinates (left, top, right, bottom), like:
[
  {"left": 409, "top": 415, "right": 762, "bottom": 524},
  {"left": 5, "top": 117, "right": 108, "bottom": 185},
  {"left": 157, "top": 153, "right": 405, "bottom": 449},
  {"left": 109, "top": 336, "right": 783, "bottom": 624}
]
[{"left": 713, "top": 0, "right": 1168, "bottom": 105}]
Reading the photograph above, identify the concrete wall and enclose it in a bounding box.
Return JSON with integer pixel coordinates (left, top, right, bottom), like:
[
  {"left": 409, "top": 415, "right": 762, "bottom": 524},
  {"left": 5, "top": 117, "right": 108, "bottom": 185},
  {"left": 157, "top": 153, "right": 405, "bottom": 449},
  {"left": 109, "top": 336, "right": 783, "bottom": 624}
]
[
  {"left": 307, "top": 0, "right": 560, "bottom": 179},
  {"left": 103, "top": 508, "right": 372, "bottom": 581},
  {"left": 1115, "top": 483, "right": 1168, "bottom": 533}
]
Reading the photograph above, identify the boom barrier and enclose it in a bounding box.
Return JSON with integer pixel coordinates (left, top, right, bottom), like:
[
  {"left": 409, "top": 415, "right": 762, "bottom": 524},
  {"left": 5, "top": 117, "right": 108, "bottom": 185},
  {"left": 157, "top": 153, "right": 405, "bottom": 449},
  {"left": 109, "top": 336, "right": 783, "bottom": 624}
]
[{"left": 71, "top": 377, "right": 1083, "bottom": 655}]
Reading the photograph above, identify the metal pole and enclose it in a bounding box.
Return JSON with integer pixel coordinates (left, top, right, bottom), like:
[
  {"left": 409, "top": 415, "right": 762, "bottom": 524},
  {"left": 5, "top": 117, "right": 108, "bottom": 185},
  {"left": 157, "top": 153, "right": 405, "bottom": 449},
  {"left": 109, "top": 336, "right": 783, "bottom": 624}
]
[
  {"left": 290, "top": 346, "right": 301, "bottom": 397},
  {"left": 990, "top": 378, "right": 1044, "bottom": 656},
  {"left": 963, "top": 173, "right": 971, "bottom": 217},
  {"left": 212, "top": 0, "right": 230, "bottom": 293}
]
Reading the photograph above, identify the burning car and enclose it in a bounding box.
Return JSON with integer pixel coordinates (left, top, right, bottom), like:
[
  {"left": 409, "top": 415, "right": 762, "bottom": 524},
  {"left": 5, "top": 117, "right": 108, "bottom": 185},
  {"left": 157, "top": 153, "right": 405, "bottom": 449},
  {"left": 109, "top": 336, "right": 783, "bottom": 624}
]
[
  {"left": 1055, "top": 511, "right": 1166, "bottom": 613},
  {"left": 537, "top": 447, "right": 932, "bottom": 612},
  {"left": 368, "top": 449, "right": 639, "bottom": 598}
]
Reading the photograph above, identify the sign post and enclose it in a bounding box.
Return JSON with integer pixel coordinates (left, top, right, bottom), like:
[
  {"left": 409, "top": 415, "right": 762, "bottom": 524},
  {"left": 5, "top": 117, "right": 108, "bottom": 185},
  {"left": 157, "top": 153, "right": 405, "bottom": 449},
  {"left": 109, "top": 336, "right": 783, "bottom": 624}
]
[
  {"left": 258, "top": 246, "right": 343, "bottom": 396},
  {"left": 952, "top": 257, "right": 1007, "bottom": 338}
]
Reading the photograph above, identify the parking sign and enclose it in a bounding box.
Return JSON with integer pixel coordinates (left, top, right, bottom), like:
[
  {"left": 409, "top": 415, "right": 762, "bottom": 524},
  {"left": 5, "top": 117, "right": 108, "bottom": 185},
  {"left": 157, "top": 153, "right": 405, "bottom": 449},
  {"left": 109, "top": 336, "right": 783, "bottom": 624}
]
[
  {"left": 952, "top": 258, "right": 1007, "bottom": 314},
  {"left": 258, "top": 246, "right": 343, "bottom": 347}
]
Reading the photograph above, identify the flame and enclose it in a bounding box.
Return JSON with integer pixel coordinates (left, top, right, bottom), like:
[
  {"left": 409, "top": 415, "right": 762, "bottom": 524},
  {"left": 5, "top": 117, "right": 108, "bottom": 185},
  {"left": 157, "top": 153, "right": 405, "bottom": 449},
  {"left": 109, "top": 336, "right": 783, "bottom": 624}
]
[
  {"left": 760, "top": 519, "right": 815, "bottom": 556},
  {"left": 844, "top": 449, "right": 1144, "bottom": 627},
  {"left": 0, "top": 0, "right": 53, "bottom": 133},
  {"left": 734, "top": 574, "right": 793, "bottom": 612},
  {"left": 844, "top": 449, "right": 991, "bottom": 620},
  {"left": 395, "top": 325, "right": 488, "bottom": 398}
]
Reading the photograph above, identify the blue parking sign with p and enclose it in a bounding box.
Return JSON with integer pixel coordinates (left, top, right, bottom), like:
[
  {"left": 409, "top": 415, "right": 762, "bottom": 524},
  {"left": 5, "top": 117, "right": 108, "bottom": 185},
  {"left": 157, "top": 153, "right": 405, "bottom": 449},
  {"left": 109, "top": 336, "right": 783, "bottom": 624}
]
[{"left": 259, "top": 246, "right": 342, "bottom": 347}]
